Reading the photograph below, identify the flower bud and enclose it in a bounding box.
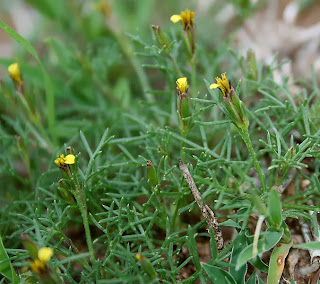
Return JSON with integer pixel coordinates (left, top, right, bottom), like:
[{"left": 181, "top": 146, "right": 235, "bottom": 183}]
[
  {"left": 147, "top": 160, "right": 158, "bottom": 187},
  {"left": 170, "top": 9, "right": 195, "bottom": 31},
  {"left": 170, "top": 10, "right": 196, "bottom": 56},
  {"left": 152, "top": 25, "right": 170, "bottom": 49},
  {"left": 136, "top": 253, "right": 157, "bottom": 280},
  {"left": 210, "top": 73, "right": 249, "bottom": 130},
  {"left": 66, "top": 146, "right": 74, "bottom": 155},
  {"left": 178, "top": 93, "right": 190, "bottom": 133},
  {"left": 21, "top": 233, "right": 39, "bottom": 260},
  {"left": 58, "top": 178, "right": 75, "bottom": 204},
  {"left": 8, "top": 63, "right": 23, "bottom": 86}
]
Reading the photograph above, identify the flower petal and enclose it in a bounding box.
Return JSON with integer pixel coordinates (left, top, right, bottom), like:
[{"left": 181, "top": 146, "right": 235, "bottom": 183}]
[
  {"left": 38, "top": 247, "right": 53, "bottom": 263},
  {"left": 170, "top": 15, "right": 182, "bottom": 23},
  {"left": 64, "top": 154, "right": 75, "bottom": 164},
  {"left": 176, "top": 77, "right": 188, "bottom": 93},
  {"left": 210, "top": 83, "right": 220, "bottom": 89},
  {"left": 8, "top": 63, "right": 22, "bottom": 83}
]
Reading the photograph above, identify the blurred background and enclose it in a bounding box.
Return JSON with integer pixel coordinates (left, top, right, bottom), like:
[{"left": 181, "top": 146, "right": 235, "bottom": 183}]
[{"left": 1, "top": 0, "right": 320, "bottom": 80}]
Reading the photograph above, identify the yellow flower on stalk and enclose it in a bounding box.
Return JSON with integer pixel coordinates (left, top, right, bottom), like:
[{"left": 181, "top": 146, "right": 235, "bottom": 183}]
[
  {"left": 176, "top": 77, "right": 188, "bottom": 94},
  {"left": 8, "top": 63, "right": 22, "bottom": 84},
  {"left": 54, "top": 154, "right": 75, "bottom": 167},
  {"left": 30, "top": 247, "right": 53, "bottom": 275},
  {"left": 210, "top": 72, "right": 231, "bottom": 97},
  {"left": 93, "top": 0, "right": 110, "bottom": 17},
  {"left": 170, "top": 9, "right": 195, "bottom": 30}
]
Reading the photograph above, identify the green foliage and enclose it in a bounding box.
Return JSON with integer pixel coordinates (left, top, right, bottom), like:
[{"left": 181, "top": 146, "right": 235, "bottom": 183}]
[
  {"left": 0, "top": 1, "right": 319, "bottom": 283},
  {"left": 0, "top": 235, "right": 19, "bottom": 283}
]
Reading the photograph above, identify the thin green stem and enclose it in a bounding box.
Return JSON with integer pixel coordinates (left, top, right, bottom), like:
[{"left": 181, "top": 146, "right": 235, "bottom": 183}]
[
  {"left": 191, "top": 59, "right": 196, "bottom": 96},
  {"left": 180, "top": 132, "right": 187, "bottom": 162},
  {"left": 240, "top": 129, "right": 266, "bottom": 192},
  {"left": 169, "top": 54, "right": 183, "bottom": 77},
  {"left": 73, "top": 187, "right": 95, "bottom": 263},
  {"left": 171, "top": 198, "right": 182, "bottom": 232}
]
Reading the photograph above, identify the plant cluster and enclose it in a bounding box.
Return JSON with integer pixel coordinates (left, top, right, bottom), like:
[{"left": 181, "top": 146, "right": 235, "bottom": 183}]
[{"left": 0, "top": 1, "right": 320, "bottom": 283}]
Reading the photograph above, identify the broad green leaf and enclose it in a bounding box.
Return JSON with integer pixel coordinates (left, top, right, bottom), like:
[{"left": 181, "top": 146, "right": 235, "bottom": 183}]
[
  {"left": 246, "top": 271, "right": 256, "bottom": 284},
  {"left": 267, "top": 240, "right": 292, "bottom": 284},
  {"left": 229, "top": 233, "right": 247, "bottom": 284},
  {"left": 0, "top": 235, "right": 19, "bottom": 283},
  {"left": 294, "top": 241, "right": 320, "bottom": 250},
  {"left": 236, "top": 228, "right": 283, "bottom": 270},
  {"left": 203, "top": 263, "right": 237, "bottom": 284},
  {"left": 249, "top": 256, "right": 268, "bottom": 273},
  {"left": 257, "top": 275, "right": 265, "bottom": 284},
  {"left": 268, "top": 189, "right": 282, "bottom": 227}
]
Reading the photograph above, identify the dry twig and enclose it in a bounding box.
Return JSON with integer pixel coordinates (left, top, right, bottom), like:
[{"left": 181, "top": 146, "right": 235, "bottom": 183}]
[{"left": 178, "top": 158, "right": 224, "bottom": 250}]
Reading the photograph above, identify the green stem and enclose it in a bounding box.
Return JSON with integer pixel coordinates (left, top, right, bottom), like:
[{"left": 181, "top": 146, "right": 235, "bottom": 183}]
[
  {"left": 73, "top": 188, "right": 95, "bottom": 263},
  {"left": 190, "top": 58, "right": 196, "bottom": 96},
  {"left": 169, "top": 55, "right": 182, "bottom": 77},
  {"left": 240, "top": 129, "right": 266, "bottom": 192},
  {"left": 171, "top": 198, "right": 182, "bottom": 232},
  {"left": 180, "top": 132, "right": 187, "bottom": 162}
]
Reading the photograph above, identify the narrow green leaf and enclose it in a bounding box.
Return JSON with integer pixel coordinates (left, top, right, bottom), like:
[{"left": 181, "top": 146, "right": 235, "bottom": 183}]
[
  {"left": 187, "top": 226, "right": 201, "bottom": 270},
  {"left": 0, "top": 21, "right": 40, "bottom": 62},
  {"left": 0, "top": 236, "right": 19, "bottom": 283},
  {"left": 294, "top": 241, "right": 320, "bottom": 250},
  {"left": 209, "top": 227, "right": 218, "bottom": 260},
  {"left": 219, "top": 220, "right": 242, "bottom": 229}
]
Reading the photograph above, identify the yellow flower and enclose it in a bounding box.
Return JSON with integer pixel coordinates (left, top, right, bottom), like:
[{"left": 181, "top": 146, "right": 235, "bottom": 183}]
[
  {"left": 8, "top": 63, "right": 22, "bottom": 84},
  {"left": 38, "top": 247, "right": 54, "bottom": 262},
  {"left": 210, "top": 72, "right": 231, "bottom": 97},
  {"left": 170, "top": 9, "right": 195, "bottom": 30},
  {"left": 30, "top": 247, "right": 53, "bottom": 275},
  {"left": 136, "top": 253, "right": 142, "bottom": 261},
  {"left": 54, "top": 154, "right": 75, "bottom": 166},
  {"left": 93, "top": 0, "right": 110, "bottom": 17},
  {"left": 176, "top": 77, "right": 188, "bottom": 94}
]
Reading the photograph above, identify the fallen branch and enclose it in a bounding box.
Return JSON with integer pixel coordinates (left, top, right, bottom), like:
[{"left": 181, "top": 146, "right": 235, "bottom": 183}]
[{"left": 178, "top": 158, "right": 224, "bottom": 250}]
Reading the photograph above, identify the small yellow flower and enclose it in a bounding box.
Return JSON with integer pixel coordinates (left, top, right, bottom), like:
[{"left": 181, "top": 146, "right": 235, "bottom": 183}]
[
  {"left": 8, "top": 63, "right": 22, "bottom": 84},
  {"left": 93, "top": 0, "right": 110, "bottom": 17},
  {"left": 38, "top": 247, "right": 54, "bottom": 263},
  {"left": 170, "top": 9, "right": 195, "bottom": 30},
  {"left": 176, "top": 77, "right": 188, "bottom": 94},
  {"left": 54, "top": 154, "right": 75, "bottom": 167},
  {"left": 136, "top": 253, "right": 142, "bottom": 261},
  {"left": 210, "top": 72, "right": 231, "bottom": 97},
  {"left": 30, "top": 247, "right": 53, "bottom": 276}
]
